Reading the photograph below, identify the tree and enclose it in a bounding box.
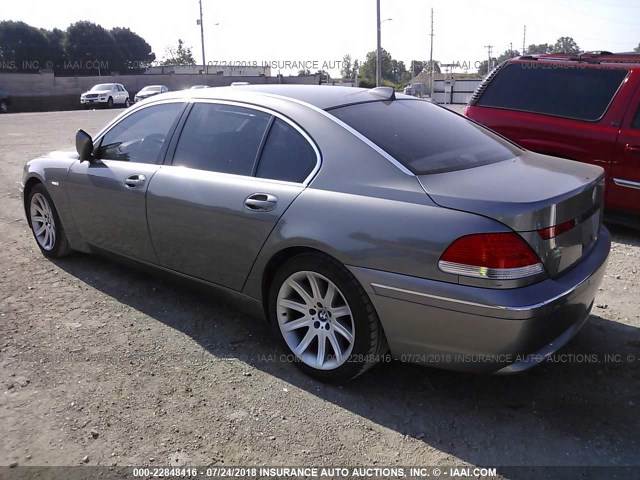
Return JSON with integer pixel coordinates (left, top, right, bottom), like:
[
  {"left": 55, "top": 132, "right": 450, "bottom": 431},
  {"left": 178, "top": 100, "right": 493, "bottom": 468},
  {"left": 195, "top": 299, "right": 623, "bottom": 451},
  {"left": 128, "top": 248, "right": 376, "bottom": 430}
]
[
  {"left": 41, "top": 28, "right": 65, "bottom": 71},
  {"left": 477, "top": 59, "right": 496, "bottom": 76},
  {"left": 110, "top": 27, "right": 155, "bottom": 72},
  {"left": 0, "top": 21, "right": 49, "bottom": 71},
  {"left": 64, "top": 21, "right": 118, "bottom": 74},
  {"left": 162, "top": 39, "right": 196, "bottom": 65},
  {"left": 359, "top": 49, "right": 393, "bottom": 84},
  {"left": 297, "top": 68, "right": 311, "bottom": 76},
  {"left": 527, "top": 43, "right": 553, "bottom": 54},
  {"left": 553, "top": 36, "right": 580, "bottom": 54},
  {"left": 340, "top": 53, "right": 353, "bottom": 80},
  {"left": 634, "top": 43, "right": 640, "bottom": 53}
]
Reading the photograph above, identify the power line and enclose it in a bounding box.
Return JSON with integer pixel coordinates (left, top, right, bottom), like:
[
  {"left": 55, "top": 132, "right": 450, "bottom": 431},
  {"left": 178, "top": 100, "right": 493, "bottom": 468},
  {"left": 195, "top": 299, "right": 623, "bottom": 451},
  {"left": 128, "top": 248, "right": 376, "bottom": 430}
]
[
  {"left": 484, "top": 45, "right": 493, "bottom": 72},
  {"left": 429, "top": 7, "right": 434, "bottom": 97}
]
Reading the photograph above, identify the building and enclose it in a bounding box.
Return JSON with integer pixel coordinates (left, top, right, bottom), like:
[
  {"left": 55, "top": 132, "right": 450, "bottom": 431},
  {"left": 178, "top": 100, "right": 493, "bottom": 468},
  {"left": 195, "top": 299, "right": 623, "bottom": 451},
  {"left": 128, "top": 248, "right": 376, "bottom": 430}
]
[{"left": 145, "top": 64, "right": 272, "bottom": 77}]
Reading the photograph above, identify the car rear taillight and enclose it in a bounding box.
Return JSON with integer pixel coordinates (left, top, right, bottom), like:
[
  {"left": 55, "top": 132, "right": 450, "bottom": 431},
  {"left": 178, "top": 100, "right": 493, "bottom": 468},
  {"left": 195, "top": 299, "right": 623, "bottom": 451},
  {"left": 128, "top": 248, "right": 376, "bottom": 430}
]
[
  {"left": 537, "top": 220, "right": 576, "bottom": 240},
  {"left": 438, "top": 233, "right": 544, "bottom": 280}
]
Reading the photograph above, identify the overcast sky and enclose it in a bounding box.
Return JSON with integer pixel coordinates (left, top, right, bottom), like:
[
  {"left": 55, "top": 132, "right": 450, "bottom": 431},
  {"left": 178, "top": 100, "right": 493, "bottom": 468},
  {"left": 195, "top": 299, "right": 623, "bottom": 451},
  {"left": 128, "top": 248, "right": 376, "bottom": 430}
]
[{"left": 2, "top": 0, "right": 639, "bottom": 75}]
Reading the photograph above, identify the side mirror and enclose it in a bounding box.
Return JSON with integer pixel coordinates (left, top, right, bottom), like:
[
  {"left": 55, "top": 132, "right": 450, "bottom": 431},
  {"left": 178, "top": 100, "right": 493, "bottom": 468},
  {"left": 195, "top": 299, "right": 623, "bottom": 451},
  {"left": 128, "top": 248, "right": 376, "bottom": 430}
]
[{"left": 76, "top": 129, "right": 94, "bottom": 162}]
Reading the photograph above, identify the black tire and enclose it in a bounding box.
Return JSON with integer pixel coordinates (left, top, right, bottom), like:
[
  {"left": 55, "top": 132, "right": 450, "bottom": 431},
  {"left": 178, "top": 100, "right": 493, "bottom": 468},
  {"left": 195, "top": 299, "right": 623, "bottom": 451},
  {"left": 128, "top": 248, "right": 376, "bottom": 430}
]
[
  {"left": 268, "top": 252, "right": 389, "bottom": 383},
  {"left": 124, "top": 98, "right": 131, "bottom": 108},
  {"left": 27, "top": 183, "right": 72, "bottom": 258},
  {"left": 107, "top": 97, "right": 113, "bottom": 108},
  {"left": 0, "top": 100, "right": 8, "bottom": 113}
]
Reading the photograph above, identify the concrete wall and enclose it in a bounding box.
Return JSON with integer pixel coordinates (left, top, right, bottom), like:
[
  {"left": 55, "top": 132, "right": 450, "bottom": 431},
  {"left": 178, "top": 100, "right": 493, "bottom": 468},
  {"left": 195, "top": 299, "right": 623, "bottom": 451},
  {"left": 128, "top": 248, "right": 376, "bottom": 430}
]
[
  {"left": 146, "top": 64, "right": 272, "bottom": 76},
  {"left": 432, "top": 78, "right": 482, "bottom": 105},
  {"left": 0, "top": 72, "right": 321, "bottom": 112}
]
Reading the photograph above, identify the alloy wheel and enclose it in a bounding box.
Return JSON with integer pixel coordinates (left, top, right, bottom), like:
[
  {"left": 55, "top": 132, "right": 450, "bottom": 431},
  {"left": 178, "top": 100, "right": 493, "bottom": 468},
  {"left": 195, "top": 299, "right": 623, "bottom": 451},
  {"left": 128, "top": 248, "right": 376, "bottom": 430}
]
[
  {"left": 277, "top": 271, "right": 355, "bottom": 370},
  {"left": 30, "top": 193, "right": 56, "bottom": 251}
]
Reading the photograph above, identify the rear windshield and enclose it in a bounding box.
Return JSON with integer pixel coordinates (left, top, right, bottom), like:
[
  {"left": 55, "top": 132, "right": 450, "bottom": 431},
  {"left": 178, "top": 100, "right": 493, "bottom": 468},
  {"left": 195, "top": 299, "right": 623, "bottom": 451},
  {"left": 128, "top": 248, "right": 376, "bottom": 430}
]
[
  {"left": 476, "top": 62, "right": 628, "bottom": 121},
  {"left": 329, "top": 100, "right": 520, "bottom": 175}
]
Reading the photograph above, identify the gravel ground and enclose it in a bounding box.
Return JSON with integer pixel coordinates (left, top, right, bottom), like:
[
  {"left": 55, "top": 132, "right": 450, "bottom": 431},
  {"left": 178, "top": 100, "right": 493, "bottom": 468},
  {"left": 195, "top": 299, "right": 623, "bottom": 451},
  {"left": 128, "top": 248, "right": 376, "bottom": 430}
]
[{"left": 0, "top": 108, "right": 638, "bottom": 479}]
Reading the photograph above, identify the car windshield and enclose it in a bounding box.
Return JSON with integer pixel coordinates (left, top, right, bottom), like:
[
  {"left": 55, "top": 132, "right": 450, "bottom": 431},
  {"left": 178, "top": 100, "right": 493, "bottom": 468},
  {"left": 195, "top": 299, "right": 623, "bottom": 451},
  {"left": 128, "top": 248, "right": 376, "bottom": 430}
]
[
  {"left": 329, "top": 100, "right": 521, "bottom": 175},
  {"left": 142, "top": 86, "right": 162, "bottom": 92},
  {"left": 91, "top": 84, "right": 114, "bottom": 91}
]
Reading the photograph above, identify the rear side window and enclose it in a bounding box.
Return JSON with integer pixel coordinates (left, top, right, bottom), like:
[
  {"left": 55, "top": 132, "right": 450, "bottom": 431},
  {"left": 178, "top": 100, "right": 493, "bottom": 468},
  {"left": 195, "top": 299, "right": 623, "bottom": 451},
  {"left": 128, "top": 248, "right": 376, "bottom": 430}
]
[
  {"left": 173, "top": 103, "right": 271, "bottom": 175},
  {"left": 329, "top": 100, "right": 520, "bottom": 175},
  {"left": 256, "top": 119, "right": 317, "bottom": 182},
  {"left": 476, "top": 63, "right": 628, "bottom": 121},
  {"left": 633, "top": 108, "right": 640, "bottom": 130}
]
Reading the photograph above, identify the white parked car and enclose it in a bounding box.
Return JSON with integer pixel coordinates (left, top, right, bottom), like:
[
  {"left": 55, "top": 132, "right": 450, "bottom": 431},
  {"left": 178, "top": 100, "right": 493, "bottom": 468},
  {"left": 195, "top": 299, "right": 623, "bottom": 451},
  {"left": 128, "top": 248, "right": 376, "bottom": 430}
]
[{"left": 80, "top": 83, "right": 130, "bottom": 108}]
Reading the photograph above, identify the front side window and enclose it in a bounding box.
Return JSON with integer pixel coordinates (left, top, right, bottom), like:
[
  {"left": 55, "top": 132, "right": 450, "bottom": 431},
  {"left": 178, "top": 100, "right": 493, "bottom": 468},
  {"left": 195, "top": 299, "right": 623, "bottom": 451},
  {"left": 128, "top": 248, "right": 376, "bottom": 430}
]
[
  {"left": 330, "top": 100, "right": 520, "bottom": 175},
  {"left": 172, "top": 103, "right": 271, "bottom": 175},
  {"left": 97, "top": 102, "right": 183, "bottom": 163},
  {"left": 476, "top": 63, "right": 628, "bottom": 121},
  {"left": 256, "top": 118, "right": 317, "bottom": 183}
]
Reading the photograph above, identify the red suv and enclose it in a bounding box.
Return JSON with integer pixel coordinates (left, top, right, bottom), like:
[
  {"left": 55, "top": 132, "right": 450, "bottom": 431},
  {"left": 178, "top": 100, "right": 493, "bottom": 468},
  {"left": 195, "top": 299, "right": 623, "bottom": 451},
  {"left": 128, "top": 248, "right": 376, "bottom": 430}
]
[{"left": 465, "top": 53, "right": 640, "bottom": 225}]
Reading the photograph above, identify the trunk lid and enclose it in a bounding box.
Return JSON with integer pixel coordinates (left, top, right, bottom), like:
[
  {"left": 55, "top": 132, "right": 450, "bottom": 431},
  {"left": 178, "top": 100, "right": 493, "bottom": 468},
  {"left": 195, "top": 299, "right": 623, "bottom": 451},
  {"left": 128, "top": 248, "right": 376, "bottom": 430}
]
[{"left": 418, "top": 152, "right": 605, "bottom": 277}]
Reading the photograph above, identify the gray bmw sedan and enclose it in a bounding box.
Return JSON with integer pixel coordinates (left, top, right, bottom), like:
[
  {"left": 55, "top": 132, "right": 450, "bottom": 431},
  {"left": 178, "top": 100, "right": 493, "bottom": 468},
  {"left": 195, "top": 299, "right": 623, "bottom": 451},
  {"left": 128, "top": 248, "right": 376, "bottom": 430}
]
[{"left": 21, "top": 85, "right": 610, "bottom": 382}]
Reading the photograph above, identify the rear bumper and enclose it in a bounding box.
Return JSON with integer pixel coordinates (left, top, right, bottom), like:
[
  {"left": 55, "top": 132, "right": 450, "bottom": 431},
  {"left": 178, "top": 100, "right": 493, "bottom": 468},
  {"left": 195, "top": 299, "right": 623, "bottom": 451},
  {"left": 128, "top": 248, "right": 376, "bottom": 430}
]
[{"left": 348, "top": 226, "right": 611, "bottom": 374}]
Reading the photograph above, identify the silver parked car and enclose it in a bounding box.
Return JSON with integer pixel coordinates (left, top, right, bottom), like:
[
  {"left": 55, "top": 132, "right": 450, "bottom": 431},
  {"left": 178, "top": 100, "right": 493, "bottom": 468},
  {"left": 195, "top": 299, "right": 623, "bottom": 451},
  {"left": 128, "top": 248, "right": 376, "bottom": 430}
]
[
  {"left": 134, "top": 85, "right": 169, "bottom": 103},
  {"left": 20, "top": 85, "right": 610, "bottom": 382}
]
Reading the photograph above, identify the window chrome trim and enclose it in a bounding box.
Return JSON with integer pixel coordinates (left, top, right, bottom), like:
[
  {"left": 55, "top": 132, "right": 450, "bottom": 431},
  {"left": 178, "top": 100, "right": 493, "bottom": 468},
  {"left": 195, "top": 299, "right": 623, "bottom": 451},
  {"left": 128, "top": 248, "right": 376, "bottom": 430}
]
[
  {"left": 177, "top": 98, "right": 322, "bottom": 187},
  {"left": 613, "top": 178, "right": 640, "bottom": 191},
  {"left": 249, "top": 92, "right": 415, "bottom": 176}
]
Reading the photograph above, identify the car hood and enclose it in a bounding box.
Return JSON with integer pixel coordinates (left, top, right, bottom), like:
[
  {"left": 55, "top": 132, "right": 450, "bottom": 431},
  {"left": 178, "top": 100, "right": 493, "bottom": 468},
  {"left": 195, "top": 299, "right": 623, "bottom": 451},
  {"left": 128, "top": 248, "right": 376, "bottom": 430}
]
[{"left": 84, "top": 90, "right": 111, "bottom": 95}]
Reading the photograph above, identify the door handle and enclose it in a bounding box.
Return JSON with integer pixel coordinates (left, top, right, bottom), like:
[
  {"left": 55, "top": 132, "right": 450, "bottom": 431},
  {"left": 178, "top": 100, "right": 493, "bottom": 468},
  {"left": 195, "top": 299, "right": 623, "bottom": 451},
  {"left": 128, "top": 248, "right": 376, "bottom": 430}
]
[
  {"left": 626, "top": 144, "right": 640, "bottom": 155},
  {"left": 244, "top": 193, "right": 277, "bottom": 212},
  {"left": 124, "top": 174, "right": 146, "bottom": 188}
]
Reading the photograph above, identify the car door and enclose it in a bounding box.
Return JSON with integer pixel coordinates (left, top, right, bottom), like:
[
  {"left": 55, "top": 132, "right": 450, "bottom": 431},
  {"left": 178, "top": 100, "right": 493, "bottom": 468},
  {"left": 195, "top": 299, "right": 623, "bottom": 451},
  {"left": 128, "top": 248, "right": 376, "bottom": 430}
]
[
  {"left": 66, "top": 101, "right": 186, "bottom": 262},
  {"left": 117, "top": 84, "right": 127, "bottom": 104},
  {"left": 146, "top": 101, "right": 320, "bottom": 290},
  {"left": 609, "top": 90, "right": 640, "bottom": 215}
]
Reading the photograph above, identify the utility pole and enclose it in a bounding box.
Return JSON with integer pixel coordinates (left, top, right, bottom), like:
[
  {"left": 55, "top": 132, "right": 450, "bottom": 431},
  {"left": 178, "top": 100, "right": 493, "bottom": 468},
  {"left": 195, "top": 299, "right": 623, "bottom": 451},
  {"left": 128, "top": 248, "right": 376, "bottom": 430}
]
[
  {"left": 198, "top": 0, "right": 206, "bottom": 74},
  {"left": 510, "top": 42, "right": 513, "bottom": 57},
  {"left": 522, "top": 25, "right": 527, "bottom": 55},
  {"left": 484, "top": 45, "right": 493, "bottom": 74},
  {"left": 376, "top": 0, "right": 382, "bottom": 87},
  {"left": 429, "top": 7, "right": 434, "bottom": 98}
]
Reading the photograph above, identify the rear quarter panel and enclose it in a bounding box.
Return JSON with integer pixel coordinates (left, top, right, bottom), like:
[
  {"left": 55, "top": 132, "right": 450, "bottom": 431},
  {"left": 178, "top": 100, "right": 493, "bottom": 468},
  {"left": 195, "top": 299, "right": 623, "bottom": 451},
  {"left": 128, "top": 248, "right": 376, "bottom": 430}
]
[{"left": 242, "top": 187, "right": 512, "bottom": 301}]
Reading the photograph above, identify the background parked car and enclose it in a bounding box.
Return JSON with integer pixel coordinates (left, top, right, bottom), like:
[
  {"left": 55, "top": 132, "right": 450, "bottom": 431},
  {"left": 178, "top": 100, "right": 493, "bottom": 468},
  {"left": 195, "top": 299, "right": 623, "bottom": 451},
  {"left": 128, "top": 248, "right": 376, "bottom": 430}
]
[
  {"left": 80, "top": 83, "right": 130, "bottom": 108},
  {"left": 0, "top": 85, "right": 11, "bottom": 113},
  {"left": 465, "top": 53, "right": 640, "bottom": 226},
  {"left": 134, "top": 85, "right": 169, "bottom": 103},
  {"left": 189, "top": 85, "right": 209, "bottom": 89},
  {"left": 403, "top": 83, "right": 424, "bottom": 98}
]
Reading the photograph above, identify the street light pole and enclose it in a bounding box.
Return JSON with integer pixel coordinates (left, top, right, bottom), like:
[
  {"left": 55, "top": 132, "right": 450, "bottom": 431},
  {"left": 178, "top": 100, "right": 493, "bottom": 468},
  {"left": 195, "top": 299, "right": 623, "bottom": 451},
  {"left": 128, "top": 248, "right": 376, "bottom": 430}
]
[
  {"left": 198, "top": 0, "right": 206, "bottom": 74},
  {"left": 376, "top": 0, "right": 381, "bottom": 87}
]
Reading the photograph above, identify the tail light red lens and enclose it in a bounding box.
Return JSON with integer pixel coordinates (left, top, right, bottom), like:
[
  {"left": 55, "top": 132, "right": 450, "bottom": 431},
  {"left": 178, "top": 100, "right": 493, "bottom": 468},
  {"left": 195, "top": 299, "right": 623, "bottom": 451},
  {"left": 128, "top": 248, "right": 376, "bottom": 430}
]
[
  {"left": 537, "top": 219, "right": 576, "bottom": 240},
  {"left": 438, "top": 233, "right": 544, "bottom": 280}
]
